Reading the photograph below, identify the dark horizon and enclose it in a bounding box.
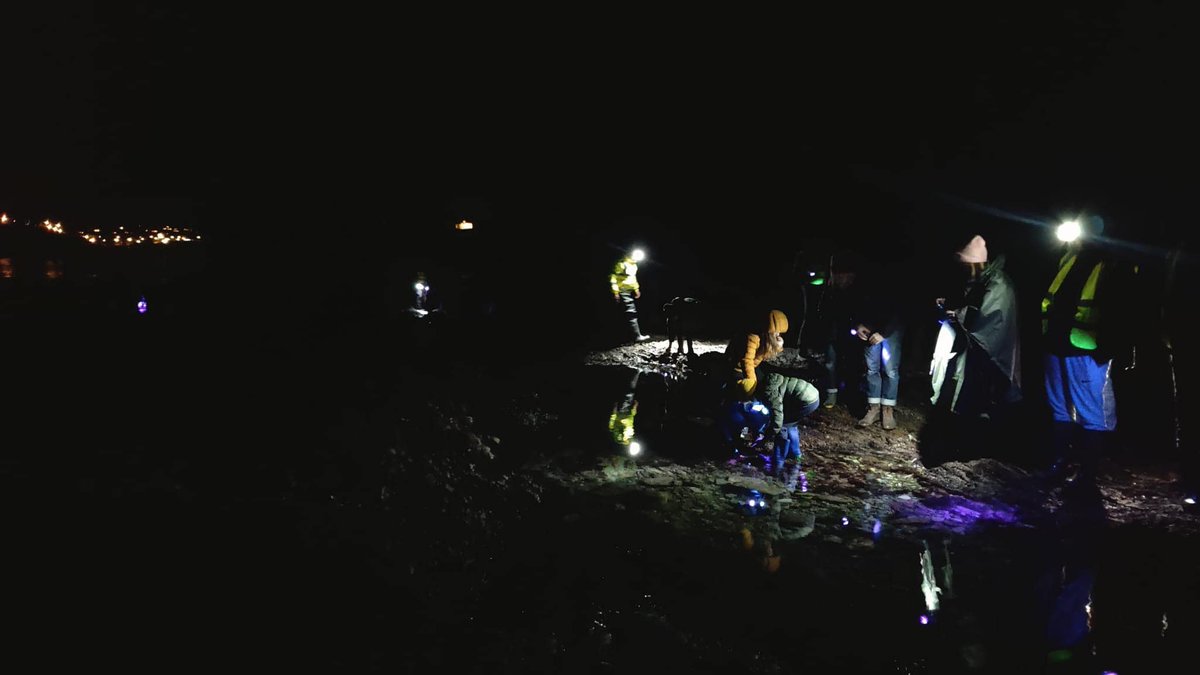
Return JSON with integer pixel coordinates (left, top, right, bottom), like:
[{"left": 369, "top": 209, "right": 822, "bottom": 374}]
[{"left": 6, "top": 5, "right": 1199, "bottom": 250}]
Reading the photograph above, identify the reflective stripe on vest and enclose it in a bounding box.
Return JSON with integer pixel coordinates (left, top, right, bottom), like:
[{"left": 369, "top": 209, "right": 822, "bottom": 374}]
[{"left": 1041, "top": 252, "right": 1103, "bottom": 350}]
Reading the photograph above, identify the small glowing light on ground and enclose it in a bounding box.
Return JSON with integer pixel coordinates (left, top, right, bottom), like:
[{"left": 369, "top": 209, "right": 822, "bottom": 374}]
[
  {"left": 137, "top": 297, "right": 147, "bottom": 314},
  {"left": 919, "top": 614, "right": 929, "bottom": 625},
  {"left": 841, "top": 516, "right": 850, "bottom": 526},
  {"left": 1185, "top": 497, "right": 1196, "bottom": 505}
]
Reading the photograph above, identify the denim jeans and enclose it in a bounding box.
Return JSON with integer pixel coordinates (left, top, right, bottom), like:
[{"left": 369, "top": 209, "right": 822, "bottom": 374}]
[{"left": 864, "top": 331, "right": 902, "bottom": 406}]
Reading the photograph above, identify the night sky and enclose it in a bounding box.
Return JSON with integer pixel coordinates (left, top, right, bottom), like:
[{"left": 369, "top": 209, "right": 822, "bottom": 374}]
[
  {"left": 7, "top": 7, "right": 1200, "bottom": 670},
  {"left": 5, "top": 5, "right": 1199, "bottom": 326}
]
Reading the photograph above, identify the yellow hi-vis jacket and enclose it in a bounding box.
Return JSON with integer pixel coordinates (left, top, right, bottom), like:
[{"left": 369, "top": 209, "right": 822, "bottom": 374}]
[
  {"left": 1041, "top": 251, "right": 1104, "bottom": 351},
  {"left": 610, "top": 256, "right": 640, "bottom": 296}
]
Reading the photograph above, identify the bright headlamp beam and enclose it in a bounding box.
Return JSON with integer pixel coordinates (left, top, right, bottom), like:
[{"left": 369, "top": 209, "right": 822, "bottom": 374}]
[{"left": 1056, "top": 220, "right": 1083, "bottom": 243}]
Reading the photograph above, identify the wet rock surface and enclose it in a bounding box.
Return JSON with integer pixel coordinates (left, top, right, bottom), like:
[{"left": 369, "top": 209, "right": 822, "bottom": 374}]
[
  {"left": 277, "top": 337, "right": 1200, "bottom": 672},
  {"left": 45, "top": 329, "right": 1179, "bottom": 672}
]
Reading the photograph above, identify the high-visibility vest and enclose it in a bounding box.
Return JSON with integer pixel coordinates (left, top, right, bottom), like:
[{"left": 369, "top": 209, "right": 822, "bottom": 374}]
[
  {"left": 610, "top": 257, "right": 639, "bottom": 295},
  {"left": 609, "top": 405, "right": 636, "bottom": 445},
  {"left": 1041, "top": 252, "right": 1103, "bottom": 350}
]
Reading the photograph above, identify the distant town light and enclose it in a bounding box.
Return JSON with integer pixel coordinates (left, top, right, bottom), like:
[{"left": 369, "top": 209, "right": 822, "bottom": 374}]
[{"left": 455, "top": 220, "right": 474, "bottom": 230}]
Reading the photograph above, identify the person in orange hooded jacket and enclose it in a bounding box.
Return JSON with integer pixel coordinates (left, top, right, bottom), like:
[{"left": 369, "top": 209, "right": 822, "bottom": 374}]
[
  {"left": 725, "top": 309, "right": 789, "bottom": 400},
  {"left": 717, "top": 310, "right": 789, "bottom": 456}
]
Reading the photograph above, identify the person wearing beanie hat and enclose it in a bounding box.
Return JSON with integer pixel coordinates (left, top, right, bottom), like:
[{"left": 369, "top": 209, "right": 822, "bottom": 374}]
[
  {"left": 957, "top": 235, "right": 988, "bottom": 264},
  {"left": 925, "top": 234, "right": 1022, "bottom": 462}
]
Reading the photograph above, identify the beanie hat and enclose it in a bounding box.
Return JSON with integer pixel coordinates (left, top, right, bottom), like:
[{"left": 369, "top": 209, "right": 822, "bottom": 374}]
[
  {"left": 956, "top": 235, "right": 988, "bottom": 264},
  {"left": 767, "top": 309, "right": 788, "bottom": 335}
]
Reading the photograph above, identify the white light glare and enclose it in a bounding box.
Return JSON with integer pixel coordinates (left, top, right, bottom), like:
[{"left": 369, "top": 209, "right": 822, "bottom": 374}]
[{"left": 1056, "top": 220, "right": 1082, "bottom": 243}]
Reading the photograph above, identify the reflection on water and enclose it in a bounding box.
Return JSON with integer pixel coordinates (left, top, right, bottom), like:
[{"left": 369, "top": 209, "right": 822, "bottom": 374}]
[
  {"left": 566, "top": 359, "right": 1200, "bottom": 673},
  {"left": 44, "top": 258, "right": 63, "bottom": 279},
  {"left": 0, "top": 257, "right": 66, "bottom": 281}
]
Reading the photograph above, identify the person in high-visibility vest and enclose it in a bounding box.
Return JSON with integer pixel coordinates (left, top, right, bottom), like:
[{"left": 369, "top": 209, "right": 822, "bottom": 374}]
[
  {"left": 608, "top": 368, "right": 641, "bottom": 450},
  {"left": 1041, "top": 215, "right": 1138, "bottom": 482},
  {"left": 610, "top": 247, "right": 649, "bottom": 343}
]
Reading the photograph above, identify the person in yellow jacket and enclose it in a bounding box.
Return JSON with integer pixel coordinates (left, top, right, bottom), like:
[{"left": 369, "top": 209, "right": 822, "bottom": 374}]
[
  {"left": 717, "top": 309, "right": 789, "bottom": 457},
  {"left": 611, "top": 247, "right": 649, "bottom": 343},
  {"left": 725, "top": 309, "right": 789, "bottom": 400},
  {"left": 1041, "top": 214, "right": 1139, "bottom": 483}
]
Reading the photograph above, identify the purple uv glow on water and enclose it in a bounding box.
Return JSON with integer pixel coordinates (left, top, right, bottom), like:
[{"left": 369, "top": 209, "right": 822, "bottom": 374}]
[
  {"left": 137, "top": 298, "right": 147, "bottom": 314},
  {"left": 919, "top": 614, "right": 929, "bottom": 625}
]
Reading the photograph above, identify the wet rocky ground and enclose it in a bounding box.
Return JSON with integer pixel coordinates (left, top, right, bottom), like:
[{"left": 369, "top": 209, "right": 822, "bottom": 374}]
[
  {"left": 283, "top": 334, "right": 1200, "bottom": 672},
  {"left": 15, "top": 320, "right": 1198, "bottom": 673}
]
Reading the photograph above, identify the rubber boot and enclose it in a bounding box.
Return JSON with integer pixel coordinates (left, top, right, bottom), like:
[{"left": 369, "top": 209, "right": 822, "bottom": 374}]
[
  {"left": 1048, "top": 421, "right": 1077, "bottom": 482},
  {"left": 824, "top": 390, "right": 838, "bottom": 409},
  {"left": 1074, "top": 430, "right": 1108, "bottom": 484}
]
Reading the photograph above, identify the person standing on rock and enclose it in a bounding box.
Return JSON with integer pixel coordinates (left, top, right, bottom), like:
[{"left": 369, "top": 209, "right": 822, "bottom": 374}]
[
  {"left": 1040, "top": 215, "right": 1140, "bottom": 483},
  {"left": 850, "top": 266, "right": 905, "bottom": 430},
  {"left": 934, "top": 234, "right": 1022, "bottom": 417},
  {"left": 920, "top": 234, "right": 1023, "bottom": 466},
  {"left": 610, "top": 246, "right": 650, "bottom": 344}
]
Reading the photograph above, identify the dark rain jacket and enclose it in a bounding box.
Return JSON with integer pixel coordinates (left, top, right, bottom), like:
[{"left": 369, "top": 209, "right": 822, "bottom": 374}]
[{"left": 944, "top": 255, "right": 1022, "bottom": 415}]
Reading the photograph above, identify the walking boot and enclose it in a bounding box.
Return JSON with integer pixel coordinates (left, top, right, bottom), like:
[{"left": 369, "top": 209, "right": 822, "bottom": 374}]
[
  {"left": 881, "top": 405, "right": 897, "bottom": 430},
  {"left": 858, "top": 403, "right": 881, "bottom": 427}
]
